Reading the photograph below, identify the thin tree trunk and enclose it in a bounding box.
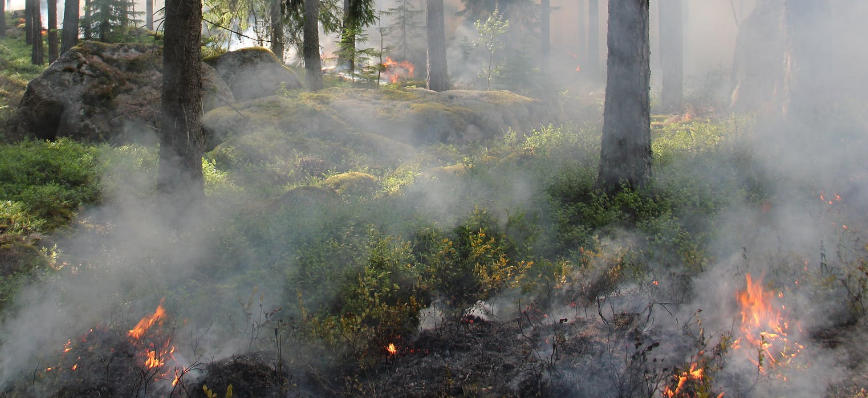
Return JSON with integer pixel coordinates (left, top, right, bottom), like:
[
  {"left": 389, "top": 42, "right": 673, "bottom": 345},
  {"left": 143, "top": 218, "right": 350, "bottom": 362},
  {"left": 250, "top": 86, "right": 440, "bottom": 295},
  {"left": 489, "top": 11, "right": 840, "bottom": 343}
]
[
  {"left": 84, "top": 0, "right": 91, "bottom": 39},
  {"left": 0, "top": 0, "right": 6, "bottom": 38},
  {"left": 270, "top": 0, "right": 284, "bottom": 62},
  {"left": 303, "top": 0, "right": 323, "bottom": 91},
  {"left": 540, "top": 0, "right": 550, "bottom": 59},
  {"left": 659, "top": 0, "right": 683, "bottom": 112},
  {"left": 587, "top": 0, "right": 599, "bottom": 80},
  {"left": 99, "top": 2, "right": 109, "bottom": 41},
  {"left": 577, "top": 0, "right": 586, "bottom": 67},
  {"left": 146, "top": 0, "right": 153, "bottom": 30},
  {"left": 48, "top": 0, "right": 59, "bottom": 62},
  {"left": 25, "top": 0, "right": 32, "bottom": 44},
  {"left": 61, "top": 0, "right": 79, "bottom": 53},
  {"left": 597, "top": 0, "right": 651, "bottom": 192},
  {"left": 30, "top": 0, "right": 43, "bottom": 65},
  {"left": 426, "top": 0, "right": 448, "bottom": 91},
  {"left": 158, "top": 0, "right": 205, "bottom": 200},
  {"left": 341, "top": 0, "right": 356, "bottom": 80}
]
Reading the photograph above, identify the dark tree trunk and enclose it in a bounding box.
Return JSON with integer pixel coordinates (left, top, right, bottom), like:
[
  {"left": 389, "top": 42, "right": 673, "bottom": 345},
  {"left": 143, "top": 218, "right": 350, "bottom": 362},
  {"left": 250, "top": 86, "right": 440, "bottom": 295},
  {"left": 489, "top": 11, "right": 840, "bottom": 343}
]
[
  {"left": 84, "top": 0, "right": 91, "bottom": 39},
  {"left": 540, "top": 0, "right": 550, "bottom": 58},
  {"left": 784, "top": 0, "right": 832, "bottom": 119},
  {"left": 61, "top": 0, "right": 79, "bottom": 53},
  {"left": 30, "top": 0, "right": 43, "bottom": 65},
  {"left": 426, "top": 0, "right": 448, "bottom": 91},
  {"left": 597, "top": 0, "right": 651, "bottom": 192},
  {"left": 99, "top": 2, "right": 109, "bottom": 41},
  {"left": 158, "top": 0, "right": 204, "bottom": 200},
  {"left": 303, "top": 0, "right": 323, "bottom": 90},
  {"left": 48, "top": 0, "right": 59, "bottom": 62},
  {"left": 659, "top": 0, "right": 683, "bottom": 112},
  {"left": 270, "top": 0, "right": 284, "bottom": 62},
  {"left": 0, "top": 0, "right": 6, "bottom": 38},
  {"left": 340, "top": 0, "right": 355, "bottom": 78},
  {"left": 729, "top": 0, "right": 785, "bottom": 113},
  {"left": 146, "top": 0, "right": 153, "bottom": 30},
  {"left": 587, "top": 0, "right": 599, "bottom": 80},
  {"left": 25, "top": 0, "right": 32, "bottom": 44}
]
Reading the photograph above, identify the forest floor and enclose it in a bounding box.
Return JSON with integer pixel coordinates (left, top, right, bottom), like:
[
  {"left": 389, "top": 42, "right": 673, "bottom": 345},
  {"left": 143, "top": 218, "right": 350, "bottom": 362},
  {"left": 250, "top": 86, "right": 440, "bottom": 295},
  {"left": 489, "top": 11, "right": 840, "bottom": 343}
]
[{"left": 2, "top": 11, "right": 868, "bottom": 398}]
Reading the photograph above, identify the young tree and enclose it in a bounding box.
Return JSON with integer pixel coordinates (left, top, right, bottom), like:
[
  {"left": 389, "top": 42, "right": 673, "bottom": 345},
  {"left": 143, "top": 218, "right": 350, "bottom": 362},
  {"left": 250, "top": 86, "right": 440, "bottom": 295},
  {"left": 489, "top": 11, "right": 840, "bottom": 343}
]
[
  {"left": 61, "top": 0, "right": 80, "bottom": 53},
  {"left": 659, "top": 0, "right": 683, "bottom": 112},
  {"left": 474, "top": 8, "right": 509, "bottom": 91},
  {"left": 84, "top": 0, "right": 92, "bottom": 39},
  {"left": 30, "top": 0, "right": 43, "bottom": 65},
  {"left": 383, "top": 0, "right": 424, "bottom": 61},
  {"left": 587, "top": 0, "right": 599, "bottom": 80},
  {"left": 426, "top": 0, "right": 448, "bottom": 91},
  {"left": 597, "top": 0, "right": 651, "bottom": 192},
  {"left": 338, "top": 0, "right": 376, "bottom": 77},
  {"left": 48, "top": 0, "right": 59, "bottom": 62},
  {"left": 303, "top": 0, "right": 324, "bottom": 90},
  {"left": 158, "top": 0, "right": 205, "bottom": 199}
]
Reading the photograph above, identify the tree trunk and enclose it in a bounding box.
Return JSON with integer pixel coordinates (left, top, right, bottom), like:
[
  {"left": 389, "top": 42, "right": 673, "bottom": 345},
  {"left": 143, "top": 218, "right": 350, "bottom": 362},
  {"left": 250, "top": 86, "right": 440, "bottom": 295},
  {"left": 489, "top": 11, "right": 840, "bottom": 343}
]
[
  {"left": 540, "top": 0, "right": 550, "bottom": 58},
  {"left": 577, "top": 0, "right": 585, "bottom": 67},
  {"left": 30, "top": 0, "right": 43, "bottom": 65},
  {"left": 61, "top": 0, "right": 80, "bottom": 53},
  {"left": 784, "top": 0, "right": 832, "bottom": 119},
  {"left": 99, "top": 2, "right": 109, "bottom": 41},
  {"left": 597, "top": 0, "right": 651, "bottom": 192},
  {"left": 426, "top": 0, "right": 448, "bottom": 91},
  {"left": 84, "top": 0, "right": 91, "bottom": 39},
  {"left": 25, "top": 0, "right": 32, "bottom": 44},
  {"left": 341, "top": 0, "right": 356, "bottom": 78},
  {"left": 587, "top": 0, "right": 599, "bottom": 80},
  {"left": 146, "top": 0, "right": 153, "bottom": 30},
  {"left": 659, "top": 0, "right": 683, "bottom": 112},
  {"left": 303, "top": 0, "right": 323, "bottom": 90},
  {"left": 0, "top": 0, "right": 6, "bottom": 39},
  {"left": 270, "top": 0, "right": 284, "bottom": 63},
  {"left": 158, "top": 0, "right": 204, "bottom": 200},
  {"left": 48, "top": 0, "right": 59, "bottom": 62}
]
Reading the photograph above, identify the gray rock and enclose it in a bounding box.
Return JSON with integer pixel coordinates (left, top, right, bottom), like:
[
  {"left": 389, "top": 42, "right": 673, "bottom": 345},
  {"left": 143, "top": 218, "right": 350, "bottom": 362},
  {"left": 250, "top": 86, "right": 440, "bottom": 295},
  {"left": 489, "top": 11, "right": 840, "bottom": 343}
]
[
  {"left": 204, "top": 47, "right": 303, "bottom": 101},
  {"left": 14, "top": 41, "right": 234, "bottom": 144}
]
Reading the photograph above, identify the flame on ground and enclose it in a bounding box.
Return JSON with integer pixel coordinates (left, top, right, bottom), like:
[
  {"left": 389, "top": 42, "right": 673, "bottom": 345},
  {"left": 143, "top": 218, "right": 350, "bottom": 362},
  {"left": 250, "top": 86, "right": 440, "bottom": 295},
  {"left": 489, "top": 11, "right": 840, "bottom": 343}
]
[
  {"left": 129, "top": 298, "right": 166, "bottom": 340},
  {"left": 735, "top": 274, "right": 803, "bottom": 375},
  {"left": 386, "top": 343, "right": 397, "bottom": 355},
  {"left": 382, "top": 57, "right": 415, "bottom": 84},
  {"left": 663, "top": 363, "right": 708, "bottom": 398}
]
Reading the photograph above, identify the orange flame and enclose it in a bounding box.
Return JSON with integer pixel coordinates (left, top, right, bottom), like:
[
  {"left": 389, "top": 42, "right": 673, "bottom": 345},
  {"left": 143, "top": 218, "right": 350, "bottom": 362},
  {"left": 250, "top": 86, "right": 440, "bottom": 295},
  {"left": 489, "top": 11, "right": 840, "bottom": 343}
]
[
  {"left": 129, "top": 299, "right": 166, "bottom": 340},
  {"left": 382, "top": 57, "right": 415, "bottom": 84},
  {"left": 735, "top": 274, "right": 802, "bottom": 375},
  {"left": 663, "top": 362, "right": 712, "bottom": 398},
  {"left": 386, "top": 343, "right": 397, "bottom": 355}
]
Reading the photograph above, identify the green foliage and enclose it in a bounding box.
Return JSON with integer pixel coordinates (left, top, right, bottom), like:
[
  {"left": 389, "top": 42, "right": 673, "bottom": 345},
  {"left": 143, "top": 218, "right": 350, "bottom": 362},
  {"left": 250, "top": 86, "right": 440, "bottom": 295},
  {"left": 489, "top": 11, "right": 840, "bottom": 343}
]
[
  {"left": 0, "top": 139, "right": 101, "bottom": 231},
  {"left": 474, "top": 9, "right": 509, "bottom": 90},
  {"left": 80, "top": 0, "right": 144, "bottom": 42}
]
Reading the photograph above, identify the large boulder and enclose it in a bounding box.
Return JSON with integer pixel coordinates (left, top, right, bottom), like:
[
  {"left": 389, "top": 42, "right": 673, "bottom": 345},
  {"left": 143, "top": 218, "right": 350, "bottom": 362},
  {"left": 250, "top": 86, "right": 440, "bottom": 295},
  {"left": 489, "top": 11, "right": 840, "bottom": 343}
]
[
  {"left": 204, "top": 47, "right": 303, "bottom": 101},
  {"left": 14, "top": 41, "right": 234, "bottom": 143}
]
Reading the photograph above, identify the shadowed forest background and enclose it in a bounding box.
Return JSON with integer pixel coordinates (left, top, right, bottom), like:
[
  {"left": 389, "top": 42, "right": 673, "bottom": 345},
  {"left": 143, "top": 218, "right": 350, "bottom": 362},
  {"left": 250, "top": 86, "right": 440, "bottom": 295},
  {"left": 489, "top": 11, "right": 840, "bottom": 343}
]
[{"left": 1, "top": 0, "right": 868, "bottom": 397}]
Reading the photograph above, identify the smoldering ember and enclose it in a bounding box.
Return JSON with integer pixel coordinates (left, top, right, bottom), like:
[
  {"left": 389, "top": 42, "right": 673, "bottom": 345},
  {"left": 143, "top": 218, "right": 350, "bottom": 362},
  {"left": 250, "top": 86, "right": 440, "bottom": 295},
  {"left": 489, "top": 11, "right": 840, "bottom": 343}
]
[{"left": 1, "top": 0, "right": 868, "bottom": 397}]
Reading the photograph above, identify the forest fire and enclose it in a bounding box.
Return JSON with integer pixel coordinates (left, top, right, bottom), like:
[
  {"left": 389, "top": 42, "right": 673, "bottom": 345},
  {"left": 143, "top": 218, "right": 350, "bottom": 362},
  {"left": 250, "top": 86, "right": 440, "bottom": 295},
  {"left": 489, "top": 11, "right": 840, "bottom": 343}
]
[
  {"left": 662, "top": 362, "right": 710, "bottom": 398},
  {"left": 382, "top": 57, "right": 415, "bottom": 83},
  {"left": 129, "top": 298, "right": 166, "bottom": 339},
  {"left": 735, "top": 274, "right": 803, "bottom": 375},
  {"left": 386, "top": 343, "right": 397, "bottom": 355}
]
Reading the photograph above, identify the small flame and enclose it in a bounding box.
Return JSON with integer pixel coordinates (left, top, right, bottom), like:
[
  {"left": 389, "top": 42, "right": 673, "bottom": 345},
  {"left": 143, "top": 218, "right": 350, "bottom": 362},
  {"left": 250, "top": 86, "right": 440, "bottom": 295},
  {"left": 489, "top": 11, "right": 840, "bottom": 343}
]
[
  {"left": 382, "top": 57, "right": 415, "bottom": 84},
  {"left": 735, "top": 274, "right": 802, "bottom": 375},
  {"left": 663, "top": 362, "right": 709, "bottom": 398},
  {"left": 71, "top": 364, "right": 78, "bottom": 371},
  {"left": 129, "top": 299, "right": 166, "bottom": 340},
  {"left": 386, "top": 343, "right": 397, "bottom": 355}
]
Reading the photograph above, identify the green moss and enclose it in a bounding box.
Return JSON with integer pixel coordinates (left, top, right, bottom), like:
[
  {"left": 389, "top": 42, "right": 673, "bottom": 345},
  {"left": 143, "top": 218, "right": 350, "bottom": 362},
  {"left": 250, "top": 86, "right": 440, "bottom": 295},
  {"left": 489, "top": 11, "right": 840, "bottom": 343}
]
[{"left": 323, "top": 172, "right": 379, "bottom": 196}]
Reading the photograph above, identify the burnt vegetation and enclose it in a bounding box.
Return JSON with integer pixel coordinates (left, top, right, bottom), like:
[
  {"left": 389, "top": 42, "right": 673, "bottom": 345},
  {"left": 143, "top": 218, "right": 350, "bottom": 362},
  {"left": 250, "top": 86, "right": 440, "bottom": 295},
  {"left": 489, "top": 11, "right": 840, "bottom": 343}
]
[{"left": 2, "top": 2, "right": 868, "bottom": 398}]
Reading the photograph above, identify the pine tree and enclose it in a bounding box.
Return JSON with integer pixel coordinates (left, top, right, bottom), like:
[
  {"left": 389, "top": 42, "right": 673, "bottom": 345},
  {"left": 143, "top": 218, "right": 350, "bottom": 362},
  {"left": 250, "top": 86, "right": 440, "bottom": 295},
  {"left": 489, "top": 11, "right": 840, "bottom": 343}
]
[
  {"left": 383, "top": 0, "right": 424, "bottom": 61},
  {"left": 81, "top": 0, "right": 142, "bottom": 42}
]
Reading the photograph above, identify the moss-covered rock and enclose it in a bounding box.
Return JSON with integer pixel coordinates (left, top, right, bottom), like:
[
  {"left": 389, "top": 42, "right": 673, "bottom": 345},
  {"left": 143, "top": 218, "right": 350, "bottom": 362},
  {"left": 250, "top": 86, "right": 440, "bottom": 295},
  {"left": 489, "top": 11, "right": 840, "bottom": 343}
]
[
  {"left": 13, "top": 41, "right": 233, "bottom": 143},
  {"left": 204, "top": 47, "right": 303, "bottom": 101},
  {"left": 204, "top": 87, "right": 550, "bottom": 148},
  {"left": 323, "top": 172, "right": 379, "bottom": 196}
]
